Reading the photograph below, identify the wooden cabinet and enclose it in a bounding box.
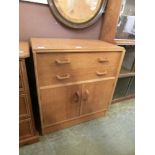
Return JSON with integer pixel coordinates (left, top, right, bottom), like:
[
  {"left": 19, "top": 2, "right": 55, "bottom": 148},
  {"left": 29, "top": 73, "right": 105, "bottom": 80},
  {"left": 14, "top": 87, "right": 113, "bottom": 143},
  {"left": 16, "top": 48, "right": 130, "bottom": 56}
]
[
  {"left": 19, "top": 42, "right": 39, "bottom": 145},
  {"left": 31, "top": 38, "right": 125, "bottom": 134}
]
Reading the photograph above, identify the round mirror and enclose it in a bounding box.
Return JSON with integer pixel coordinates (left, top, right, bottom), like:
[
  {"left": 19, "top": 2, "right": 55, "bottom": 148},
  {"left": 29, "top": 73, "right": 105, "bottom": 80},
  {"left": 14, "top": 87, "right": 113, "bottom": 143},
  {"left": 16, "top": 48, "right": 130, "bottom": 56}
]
[{"left": 48, "top": 0, "right": 107, "bottom": 29}]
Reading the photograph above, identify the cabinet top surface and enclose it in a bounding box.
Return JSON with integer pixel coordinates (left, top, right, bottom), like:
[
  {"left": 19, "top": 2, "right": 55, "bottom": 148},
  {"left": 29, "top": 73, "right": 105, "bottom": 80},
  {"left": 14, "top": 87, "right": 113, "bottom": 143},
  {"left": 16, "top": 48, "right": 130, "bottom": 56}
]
[
  {"left": 19, "top": 41, "right": 29, "bottom": 59},
  {"left": 30, "top": 38, "right": 124, "bottom": 52}
]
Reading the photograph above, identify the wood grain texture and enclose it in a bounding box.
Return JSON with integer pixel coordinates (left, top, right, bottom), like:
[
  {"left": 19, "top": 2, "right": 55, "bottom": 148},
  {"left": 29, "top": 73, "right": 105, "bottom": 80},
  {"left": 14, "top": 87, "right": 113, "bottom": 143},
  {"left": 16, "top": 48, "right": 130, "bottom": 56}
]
[
  {"left": 40, "top": 84, "right": 82, "bottom": 127},
  {"left": 19, "top": 42, "right": 30, "bottom": 58},
  {"left": 31, "top": 38, "right": 125, "bottom": 134},
  {"left": 81, "top": 79, "right": 115, "bottom": 115},
  {"left": 19, "top": 93, "right": 31, "bottom": 119},
  {"left": 19, "top": 41, "right": 39, "bottom": 145},
  {"left": 115, "top": 39, "right": 135, "bottom": 45},
  {"left": 43, "top": 110, "right": 106, "bottom": 134},
  {"left": 30, "top": 38, "right": 124, "bottom": 52},
  {"left": 100, "top": 0, "right": 122, "bottom": 43},
  {"left": 36, "top": 52, "right": 121, "bottom": 87}
]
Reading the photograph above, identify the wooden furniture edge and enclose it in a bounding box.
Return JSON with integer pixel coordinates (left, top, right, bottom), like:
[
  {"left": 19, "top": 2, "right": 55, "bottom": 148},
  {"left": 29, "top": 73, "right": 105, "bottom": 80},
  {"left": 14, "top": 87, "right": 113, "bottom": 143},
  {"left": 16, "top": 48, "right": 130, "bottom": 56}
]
[
  {"left": 19, "top": 41, "right": 30, "bottom": 58},
  {"left": 115, "top": 39, "right": 135, "bottom": 45},
  {"left": 19, "top": 132, "right": 39, "bottom": 146},
  {"left": 32, "top": 51, "right": 45, "bottom": 133},
  {"left": 42, "top": 110, "right": 106, "bottom": 134},
  {"left": 19, "top": 42, "right": 39, "bottom": 145},
  {"left": 119, "top": 71, "right": 135, "bottom": 78},
  {"left": 30, "top": 38, "right": 124, "bottom": 52},
  {"left": 112, "top": 95, "right": 135, "bottom": 104},
  {"left": 100, "top": 0, "right": 122, "bottom": 43},
  {"left": 107, "top": 49, "right": 125, "bottom": 111}
]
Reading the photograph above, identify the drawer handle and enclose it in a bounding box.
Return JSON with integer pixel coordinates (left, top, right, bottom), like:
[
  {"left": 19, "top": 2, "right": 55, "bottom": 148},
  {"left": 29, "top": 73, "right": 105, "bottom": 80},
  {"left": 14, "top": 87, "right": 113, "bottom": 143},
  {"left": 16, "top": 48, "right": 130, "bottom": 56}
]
[
  {"left": 96, "top": 71, "right": 107, "bottom": 76},
  {"left": 98, "top": 58, "right": 109, "bottom": 63},
  {"left": 73, "top": 91, "right": 80, "bottom": 103},
  {"left": 83, "top": 89, "right": 89, "bottom": 101},
  {"left": 55, "top": 59, "right": 70, "bottom": 64},
  {"left": 56, "top": 74, "right": 70, "bottom": 80}
]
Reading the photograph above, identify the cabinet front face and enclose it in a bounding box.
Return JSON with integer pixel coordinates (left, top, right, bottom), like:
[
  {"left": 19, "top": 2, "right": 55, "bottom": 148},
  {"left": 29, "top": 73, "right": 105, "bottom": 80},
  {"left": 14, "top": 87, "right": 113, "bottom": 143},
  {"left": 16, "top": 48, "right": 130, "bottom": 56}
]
[
  {"left": 36, "top": 52, "right": 121, "bottom": 87},
  {"left": 40, "top": 84, "right": 82, "bottom": 127},
  {"left": 81, "top": 79, "right": 115, "bottom": 115}
]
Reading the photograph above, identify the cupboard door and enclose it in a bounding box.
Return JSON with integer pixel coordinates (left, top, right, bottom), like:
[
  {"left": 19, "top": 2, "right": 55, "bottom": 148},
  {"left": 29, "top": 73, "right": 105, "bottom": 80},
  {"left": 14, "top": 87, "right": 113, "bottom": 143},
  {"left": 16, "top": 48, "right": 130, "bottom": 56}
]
[
  {"left": 81, "top": 79, "right": 115, "bottom": 115},
  {"left": 40, "top": 84, "right": 82, "bottom": 127}
]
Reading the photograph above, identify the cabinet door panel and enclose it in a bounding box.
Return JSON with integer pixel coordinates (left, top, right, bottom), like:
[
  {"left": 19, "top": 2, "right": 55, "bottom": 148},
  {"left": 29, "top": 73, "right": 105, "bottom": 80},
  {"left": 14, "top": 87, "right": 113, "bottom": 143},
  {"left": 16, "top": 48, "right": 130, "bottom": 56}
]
[
  {"left": 81, "top": 79, "right": 115, "bottom": 115},
  {"left": 40, "top": 85, "right": 81, "bottom": 127}
]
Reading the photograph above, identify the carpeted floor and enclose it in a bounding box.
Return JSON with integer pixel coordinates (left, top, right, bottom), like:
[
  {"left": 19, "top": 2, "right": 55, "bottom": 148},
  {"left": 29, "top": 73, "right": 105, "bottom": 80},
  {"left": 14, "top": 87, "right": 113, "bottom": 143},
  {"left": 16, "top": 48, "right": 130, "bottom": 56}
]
[{"left": 20, "top": 99, "right": 135, "bottom": 155}]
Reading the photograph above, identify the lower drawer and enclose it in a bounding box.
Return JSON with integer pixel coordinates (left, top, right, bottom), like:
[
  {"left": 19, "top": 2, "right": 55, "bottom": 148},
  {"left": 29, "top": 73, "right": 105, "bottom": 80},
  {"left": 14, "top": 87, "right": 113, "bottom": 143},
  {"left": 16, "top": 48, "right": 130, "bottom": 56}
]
[{"left": 19, "top": 119, "right": 34, "bottom": 140}]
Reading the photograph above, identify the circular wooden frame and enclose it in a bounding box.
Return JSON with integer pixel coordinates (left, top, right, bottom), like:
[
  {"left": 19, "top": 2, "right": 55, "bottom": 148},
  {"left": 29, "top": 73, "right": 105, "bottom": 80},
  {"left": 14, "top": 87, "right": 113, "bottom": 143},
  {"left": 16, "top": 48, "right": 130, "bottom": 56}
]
[{"left": 48, "top": 0, "right": 107, "bottom": 29}]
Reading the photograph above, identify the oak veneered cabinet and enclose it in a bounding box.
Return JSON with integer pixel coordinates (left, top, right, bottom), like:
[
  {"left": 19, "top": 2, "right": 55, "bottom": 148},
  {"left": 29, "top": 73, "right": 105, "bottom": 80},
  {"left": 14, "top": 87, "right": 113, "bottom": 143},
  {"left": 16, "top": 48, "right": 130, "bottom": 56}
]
[
  {"left": 31, "top": 38, "right": 125, "bottom": 134},
  {"left": 19, "top": 42, "right": 39, "bottom": 145}
]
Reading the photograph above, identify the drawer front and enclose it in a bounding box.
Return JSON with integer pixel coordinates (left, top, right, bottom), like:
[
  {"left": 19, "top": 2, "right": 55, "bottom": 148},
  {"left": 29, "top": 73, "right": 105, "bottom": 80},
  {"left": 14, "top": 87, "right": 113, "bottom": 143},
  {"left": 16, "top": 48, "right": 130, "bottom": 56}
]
[
  {"left": 19, "top": 94, "right": 31, "bottom": 119},
  {"left": 19, "top": 119, "right": 34, "bottom": 140},
  {"left": 36, "top": 52, "right": 121, "bottom": 86}
]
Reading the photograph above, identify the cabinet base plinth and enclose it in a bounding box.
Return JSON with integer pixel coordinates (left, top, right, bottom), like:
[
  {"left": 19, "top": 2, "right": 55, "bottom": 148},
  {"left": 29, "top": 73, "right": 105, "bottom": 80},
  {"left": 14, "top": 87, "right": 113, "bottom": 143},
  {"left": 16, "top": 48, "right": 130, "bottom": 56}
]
[
  {"left": 20, "top": 133, "right": 39, "bottom": 146},
  {"left": 42, "top": 110, "right": 107, "bottom": 135}
]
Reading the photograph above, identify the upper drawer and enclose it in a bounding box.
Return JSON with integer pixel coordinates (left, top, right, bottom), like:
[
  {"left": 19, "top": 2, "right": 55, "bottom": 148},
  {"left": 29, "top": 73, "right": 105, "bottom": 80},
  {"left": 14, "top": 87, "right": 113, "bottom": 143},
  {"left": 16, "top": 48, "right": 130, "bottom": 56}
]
[{"left": 35, "top": 52, "right": 122, "bottom": 87}]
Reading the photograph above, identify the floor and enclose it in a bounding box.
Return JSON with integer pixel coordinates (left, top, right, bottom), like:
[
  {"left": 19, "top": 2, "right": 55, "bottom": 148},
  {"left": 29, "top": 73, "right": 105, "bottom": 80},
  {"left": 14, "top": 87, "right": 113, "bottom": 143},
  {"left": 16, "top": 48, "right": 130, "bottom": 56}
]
[{"left": 20, "top": 99, "right": 135, "bottom": 155}]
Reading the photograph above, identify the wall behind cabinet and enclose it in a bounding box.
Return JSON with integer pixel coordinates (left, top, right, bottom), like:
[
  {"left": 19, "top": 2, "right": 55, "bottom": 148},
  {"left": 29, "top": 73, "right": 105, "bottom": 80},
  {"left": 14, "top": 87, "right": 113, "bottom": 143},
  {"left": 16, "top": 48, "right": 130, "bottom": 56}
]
[{"left": 19, "top": 2, "right": 103, "bottom": 41}]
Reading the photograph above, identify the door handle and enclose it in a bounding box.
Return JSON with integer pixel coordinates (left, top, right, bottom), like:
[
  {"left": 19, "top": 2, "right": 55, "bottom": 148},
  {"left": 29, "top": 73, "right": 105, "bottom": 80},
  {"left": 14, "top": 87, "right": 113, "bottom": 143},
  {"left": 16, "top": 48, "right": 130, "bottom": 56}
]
[
  {"left": 96, "top": 71, "right": 107, "bottom": 76},
  {"left": 73, "top": 91, "right": 80, "bottom": 103},
  {"left": 56, "top": 74, "right": 70, "bottom": 80},
  {"left": 55, "top": 59, "right": 70, "bottom": 64},
  {"left": 83, "top": 89, "right": 89, "bottom": 101}
]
